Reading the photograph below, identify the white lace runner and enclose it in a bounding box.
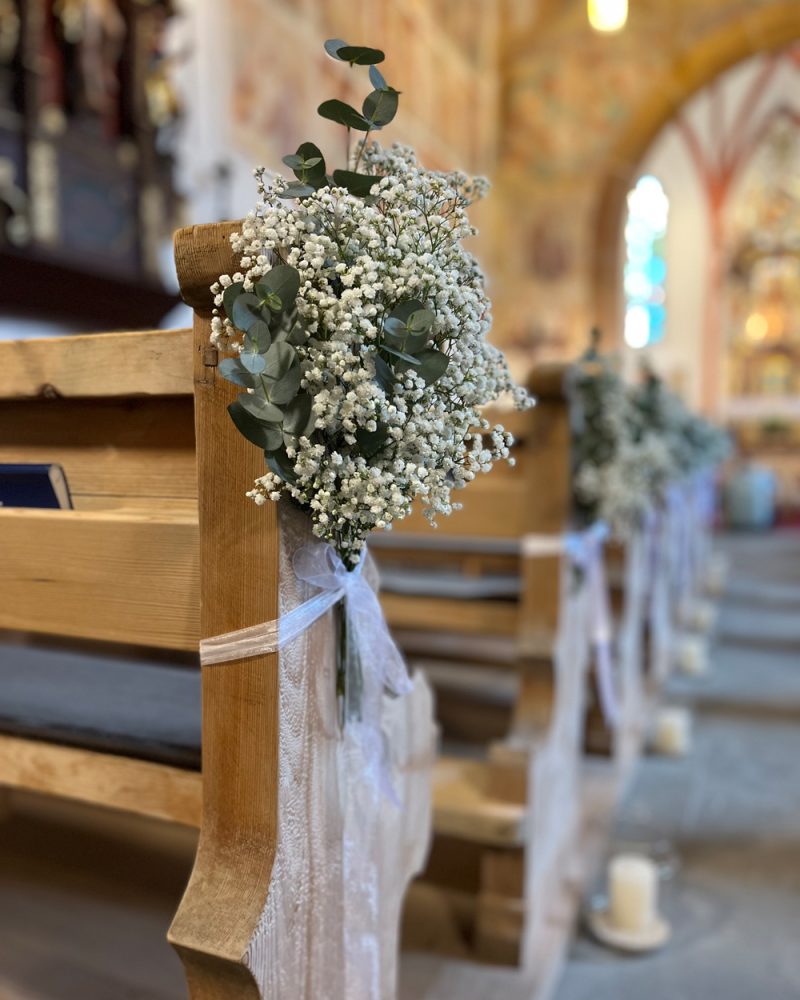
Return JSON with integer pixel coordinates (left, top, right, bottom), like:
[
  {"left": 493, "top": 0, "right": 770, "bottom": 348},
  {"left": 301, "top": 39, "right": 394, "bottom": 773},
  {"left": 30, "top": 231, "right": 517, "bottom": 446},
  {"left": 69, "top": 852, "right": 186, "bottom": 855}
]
[
  {"left": 215, "top": 502, "right": 435, "bottom": 1000},
  {"left": 523, "top": 521, "right": 619, "bottom": 728}
]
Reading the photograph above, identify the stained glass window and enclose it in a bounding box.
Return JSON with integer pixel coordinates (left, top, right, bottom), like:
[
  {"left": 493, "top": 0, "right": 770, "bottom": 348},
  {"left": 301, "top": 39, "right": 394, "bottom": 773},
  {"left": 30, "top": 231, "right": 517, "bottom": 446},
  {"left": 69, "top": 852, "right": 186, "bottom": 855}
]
[{"left": 624, "top": 175, "right": 669, "bottom": 349}]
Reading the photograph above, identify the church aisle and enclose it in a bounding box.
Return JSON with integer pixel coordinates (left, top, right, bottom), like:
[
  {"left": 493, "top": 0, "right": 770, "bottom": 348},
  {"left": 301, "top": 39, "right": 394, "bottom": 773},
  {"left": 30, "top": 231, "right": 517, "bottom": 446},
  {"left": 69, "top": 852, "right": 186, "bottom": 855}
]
[{"left": 554, "top": 530, "right": 800, "bottom": 1000}]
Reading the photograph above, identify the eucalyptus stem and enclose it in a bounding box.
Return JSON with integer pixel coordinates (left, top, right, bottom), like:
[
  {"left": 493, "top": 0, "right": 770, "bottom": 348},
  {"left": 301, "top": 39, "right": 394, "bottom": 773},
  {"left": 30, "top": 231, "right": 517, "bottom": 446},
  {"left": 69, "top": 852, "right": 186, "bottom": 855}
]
[{"left": 352, "top": 128, "right": 372, "bottom": 173}]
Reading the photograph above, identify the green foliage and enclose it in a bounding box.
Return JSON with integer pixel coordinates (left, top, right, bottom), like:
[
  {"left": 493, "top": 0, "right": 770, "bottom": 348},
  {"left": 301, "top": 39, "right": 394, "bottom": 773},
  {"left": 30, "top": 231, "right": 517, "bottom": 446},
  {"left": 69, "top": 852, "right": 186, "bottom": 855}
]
[{"left": 220, "top": 38, "right": 420, "bottom": 474}]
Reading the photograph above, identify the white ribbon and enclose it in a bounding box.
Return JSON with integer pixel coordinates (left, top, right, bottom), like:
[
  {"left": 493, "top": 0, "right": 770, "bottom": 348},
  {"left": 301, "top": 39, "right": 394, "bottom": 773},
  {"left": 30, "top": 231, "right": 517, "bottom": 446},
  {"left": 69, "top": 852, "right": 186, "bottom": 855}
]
[
  {"left": 200, "top": 541, "right": 412, "bottom": 801},
  {"left": 522, "top": 521, "right": 619, "bottom": 729}
]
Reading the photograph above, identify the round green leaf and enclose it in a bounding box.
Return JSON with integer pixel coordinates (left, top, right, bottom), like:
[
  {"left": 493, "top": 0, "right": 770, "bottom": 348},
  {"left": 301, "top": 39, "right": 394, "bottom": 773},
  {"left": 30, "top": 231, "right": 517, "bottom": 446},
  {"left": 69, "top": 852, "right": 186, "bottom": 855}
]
[
  {"left": 416, "top": 349, "right": 449, "bottom": 385},
  {"left": 269, "top": 364, "right": 303, "bottom": 405},
  {"left": 222, "top": 281, "right": 245, "bottom": 322},
  {"left": 324, "top": 38, "right": 348, "bottom": 60},
  {"left": 332, "top": 169, "right": 379, "bottom": 197},
  {"left": 246, "top": 320, "right": 272, "bottom": 352},
  {"left": 362, "top": 88, "right": 398, "bottom": 128},
  {"left": 228, "top": 400, "right": 283, "bottom": 451},
  {"left": 317, "top": 99, "right": 370, "bottom": 131},
  {"left": 408, "top": 308, "right": 435, "bottom": 334},
  {"left": 337, "top": 45, "right": 385, "bottom": 65},
  {"left": 369, "top": 65, "right": 388, "bottom": 91},
  {"left": 240, "top": 351, "right": 267, "bottom": 375},
  {"left": 238, "top": 392, "right": 283, "bottom": 423},
  {"left": 278, "top": 181, "right": 316, "bottom": 199},
  {"left": 283, "top": 392, "right": 316, "bottom": 436},
  {"left": 381, "top": 344, "right": 420, "bottom": 365},
  {"left": 266, "top": 446, "right": 298, "bottom": 483},
  {"left": 263, "top": 341, "right": 296, "bottom": 380},
  {"left": 256, "top": 265, "right": 301, "bottom": 310},
  {"left": 388, "top": 299, "right": 425, "bottom": 323},
  {"left": 218, "top": 357, "right": 255, "bottom": 388},
  {"left": 232, "top": 293, "right": 264, "bottom": 333}
]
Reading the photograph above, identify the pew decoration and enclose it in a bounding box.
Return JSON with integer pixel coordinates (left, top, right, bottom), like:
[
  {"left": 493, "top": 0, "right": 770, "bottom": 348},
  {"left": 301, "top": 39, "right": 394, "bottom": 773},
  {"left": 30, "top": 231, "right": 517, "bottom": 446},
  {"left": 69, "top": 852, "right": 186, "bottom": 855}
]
[{"left": 205, "top": 40, "right": 531, "bottom": 739}]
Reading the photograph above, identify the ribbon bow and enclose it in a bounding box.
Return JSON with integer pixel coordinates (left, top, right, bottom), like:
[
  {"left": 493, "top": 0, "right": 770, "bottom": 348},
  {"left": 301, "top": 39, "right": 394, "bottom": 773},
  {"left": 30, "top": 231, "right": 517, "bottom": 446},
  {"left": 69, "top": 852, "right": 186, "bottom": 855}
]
[
  {"left": 200, "top": 541, "right": 411, "bottom": 802},
  {"left": 565, "top": 521, "right": 619, "bottom": 729}
]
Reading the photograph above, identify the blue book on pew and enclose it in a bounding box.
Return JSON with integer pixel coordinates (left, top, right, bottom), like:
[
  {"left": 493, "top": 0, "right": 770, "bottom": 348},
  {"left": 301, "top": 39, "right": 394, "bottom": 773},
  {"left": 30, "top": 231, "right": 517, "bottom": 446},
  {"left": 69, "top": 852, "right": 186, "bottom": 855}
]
[{"left": 0, "top": 464, "right": 73, "bottom": 509}]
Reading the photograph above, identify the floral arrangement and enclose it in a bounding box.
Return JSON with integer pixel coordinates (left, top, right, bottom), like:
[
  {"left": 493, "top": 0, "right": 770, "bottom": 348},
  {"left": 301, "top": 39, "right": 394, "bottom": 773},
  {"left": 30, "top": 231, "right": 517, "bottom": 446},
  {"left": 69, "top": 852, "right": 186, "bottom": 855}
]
[
  {"left": 569, "top": 335, "right": 667, "bottom": 536},
  {"left": 210, "top": 39, "right": 529, "bottom": 572},
  {"left": 571, "top": 343, "right": 728, "bottom": 536},
  {"left": 630, "top": 370, "right": 730, "bottom": 482}
]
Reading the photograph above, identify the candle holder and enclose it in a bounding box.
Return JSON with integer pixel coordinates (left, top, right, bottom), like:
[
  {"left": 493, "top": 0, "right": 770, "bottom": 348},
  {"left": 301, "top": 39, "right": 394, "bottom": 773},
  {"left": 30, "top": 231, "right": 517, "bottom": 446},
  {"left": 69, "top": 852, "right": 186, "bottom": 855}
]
[{"left": 586, "top": 852, "right": 672, "bottom": 954}]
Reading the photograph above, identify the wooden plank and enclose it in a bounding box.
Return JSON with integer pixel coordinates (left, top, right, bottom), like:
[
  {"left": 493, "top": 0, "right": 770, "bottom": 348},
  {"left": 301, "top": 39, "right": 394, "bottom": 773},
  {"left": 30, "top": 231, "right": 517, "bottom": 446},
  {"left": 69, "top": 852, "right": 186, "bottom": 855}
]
[
  {"left": 432, "top": 757, "right": 528, "bottom": 847},
  {"left": 0, "top": 396, "right": 197, "bottom": 508},
  {"left": 0, "top": 734, "right": 201, "bottom": 826},
  {"left": 0, "top": 508, "right": 199, "bottom": 650},
  {"left": 168, "top": 221, "right": 283, "bottom": 999},
  {"left": 382, "top": 593, "right": 519, "bottom": 636},
  {"left": 0, "top": 329, "right": 193, "bottom": 400}
]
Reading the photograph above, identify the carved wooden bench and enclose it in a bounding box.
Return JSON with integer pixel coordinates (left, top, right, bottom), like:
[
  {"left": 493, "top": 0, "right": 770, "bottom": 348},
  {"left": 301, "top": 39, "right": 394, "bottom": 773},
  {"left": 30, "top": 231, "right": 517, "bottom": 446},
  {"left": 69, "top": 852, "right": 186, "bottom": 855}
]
[
  {"left": 373, "top": 365, "right": 600, "bottom": 967},
  {"left": 0, "top": 221, "right": 435, "bottom": 1000}
]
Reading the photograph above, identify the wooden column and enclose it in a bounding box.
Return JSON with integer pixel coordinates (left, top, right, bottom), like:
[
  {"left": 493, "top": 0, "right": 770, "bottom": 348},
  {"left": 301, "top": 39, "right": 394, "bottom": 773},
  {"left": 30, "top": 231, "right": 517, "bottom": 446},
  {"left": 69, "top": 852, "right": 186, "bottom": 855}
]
[{"left": 168, "top": 221, "right": 281, "bottom": 999}]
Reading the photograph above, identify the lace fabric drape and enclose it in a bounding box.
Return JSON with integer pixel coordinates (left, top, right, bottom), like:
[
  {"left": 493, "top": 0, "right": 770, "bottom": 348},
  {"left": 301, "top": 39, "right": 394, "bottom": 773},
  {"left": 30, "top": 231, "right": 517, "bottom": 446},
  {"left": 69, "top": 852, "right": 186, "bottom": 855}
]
[{"left": 243, "top": 502, "right": 436, "bottom": 1000}]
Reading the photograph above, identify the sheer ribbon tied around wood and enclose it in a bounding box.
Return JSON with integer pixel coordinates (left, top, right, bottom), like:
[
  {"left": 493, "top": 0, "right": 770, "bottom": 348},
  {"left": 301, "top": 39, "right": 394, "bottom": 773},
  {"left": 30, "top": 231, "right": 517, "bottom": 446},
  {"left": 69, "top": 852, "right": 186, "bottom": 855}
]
[
  {"left": 200, "top": 541, "right": 412, "bottom": 801},
  {"left": 522, "top": 521, "right": 620, "bottom": 728}
]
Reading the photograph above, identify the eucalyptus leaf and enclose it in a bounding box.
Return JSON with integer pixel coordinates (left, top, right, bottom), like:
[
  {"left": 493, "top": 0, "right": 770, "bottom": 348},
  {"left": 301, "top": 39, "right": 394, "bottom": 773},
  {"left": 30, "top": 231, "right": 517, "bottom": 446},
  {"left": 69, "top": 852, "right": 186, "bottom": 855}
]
[
  {"left": 250, "top": 319, "right": 273, "bottom": 350},
  {"left": 384, "top": 328, "right": 428, "bottom": 354},
  {"left": 278, "top": 181, "right": 316, "bottom": 199},
  {"left": 381, "top": 343, "right": 421, "bottom": 365},
  {"left": 356, "top": 423, "right": 389, "bottom": 459},
  {"left": 222, "top": 281, "right": 245, "bottom": 322},
  {"left": 240, "top": 351, "right": 267, "bottom": 375},
  {"left": 228, "top": 400, "right": 283, "bottom": 450},
  {"left": 388, "top": 299, "right": 425, "bottom": 323},
  {"left": 292, "top": 142, "right": 327, "bottom": 185},
  {"left": 238, "top": 392, "right": 283, "bottom": 423},
  {"left": 337, "top": 45, "right": 385, "bottom": 66},
  {"left": 263, "top": 341, "right": 296, "bottom": 380},
  {"left": 266, "top": 446, "right": 299, "bottom": 484},
  {"left": 362, "top": 88, "right": 398, "bottom": 128},
  {"left": 256, "top": 265, "right": 301, "bottom": 310},
  {"left": 232, "top": 293, "right": 264, "bottom": 333},
  {"left": 416, "top": 348, "right": 449, "bottom": 385},
  {"left": 332, "top": 169, "right": 378, "bottom": 197},
  {"left": 269, "top": 364, "right": 303, "bottom": 405},
  {"left": 283, "top": 392, "right": 316, "bottom": 436},
  {"left": 324, "top": 38, "right": 348, "bottom": 60},
  {"left": 317, "top": 99, "right": 370, "bottom": 131},
  {"left": 373, "top": 354, "right": 394, "bottom": 393},
  {"left": 407, "top": 308, "right": 435, "bottom": 333},
  {"left": 369, "top": 64, "right": 388, "bottom": 91},
  {"left": 218, "top": 357, "right": 255, "bottom": 388}
]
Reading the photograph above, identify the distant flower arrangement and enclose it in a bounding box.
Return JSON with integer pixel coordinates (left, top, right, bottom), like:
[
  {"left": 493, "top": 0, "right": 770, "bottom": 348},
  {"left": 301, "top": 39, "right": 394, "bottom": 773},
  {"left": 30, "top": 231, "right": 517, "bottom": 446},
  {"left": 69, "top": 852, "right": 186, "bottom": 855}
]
[
  {"left": 570, "top": 339, "right": 730, "bottom": 536},
  {"left": 210, "top": 39, "right": 530, "bottom": 569}
]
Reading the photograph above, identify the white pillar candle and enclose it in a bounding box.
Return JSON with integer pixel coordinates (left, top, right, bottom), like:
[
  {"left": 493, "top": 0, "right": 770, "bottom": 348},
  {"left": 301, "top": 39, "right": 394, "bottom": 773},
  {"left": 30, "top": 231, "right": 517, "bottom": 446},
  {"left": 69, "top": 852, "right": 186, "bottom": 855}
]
[
  {"left": 692, "top": 601, "right": 716, "bottom": 633},
  {"left": 608, "top": 854, "right": 658, "bottom": 932},
  {"left": 653, "top": 707, "right": 692, "bottom": 756},
  {"left": 677, "top": 636, "right": 708, "bottom": 676}
]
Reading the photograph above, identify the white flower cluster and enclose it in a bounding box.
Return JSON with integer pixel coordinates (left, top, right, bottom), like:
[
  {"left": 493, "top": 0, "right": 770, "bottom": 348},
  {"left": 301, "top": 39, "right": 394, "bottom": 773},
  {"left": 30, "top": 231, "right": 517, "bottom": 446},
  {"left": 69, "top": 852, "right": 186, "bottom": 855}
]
[
  {"left": 574, "top": 364, "right": 730, "bottom": 537},
  {"left": 212, "top": 142, "right": 530, "bottom": 566}
]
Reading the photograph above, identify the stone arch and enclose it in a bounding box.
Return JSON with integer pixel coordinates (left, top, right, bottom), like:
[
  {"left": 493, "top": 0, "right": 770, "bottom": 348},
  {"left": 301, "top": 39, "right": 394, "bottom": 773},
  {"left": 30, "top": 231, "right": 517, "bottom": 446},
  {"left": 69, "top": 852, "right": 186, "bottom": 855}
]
[{"left": 592, "top": 2, "right": 800, "bottom": 341}]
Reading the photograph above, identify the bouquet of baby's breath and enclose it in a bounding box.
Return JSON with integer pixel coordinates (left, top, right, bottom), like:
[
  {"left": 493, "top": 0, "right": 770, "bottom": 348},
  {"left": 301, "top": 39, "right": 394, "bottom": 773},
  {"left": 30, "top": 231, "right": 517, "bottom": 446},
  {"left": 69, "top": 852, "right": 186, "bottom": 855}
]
[
  {"left": 569, "top": 336, "right": 663, "bottom": 536},
  {"left": 630, "top": 371, "right": 730, "bottom": 485},
  {"left": 211, "top": 40, "right": 530, "bottom": 571}
]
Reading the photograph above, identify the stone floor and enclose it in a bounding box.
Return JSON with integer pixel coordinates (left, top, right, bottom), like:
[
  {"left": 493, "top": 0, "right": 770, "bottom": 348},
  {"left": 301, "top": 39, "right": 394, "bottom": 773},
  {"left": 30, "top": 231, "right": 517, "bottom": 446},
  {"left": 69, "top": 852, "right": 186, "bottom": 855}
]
[
  {"left": 0, "top": 530, "right": 797, "bottom": 999},
  {"left": 554, "top": 529, "right": 800, "bottom": 1000}
]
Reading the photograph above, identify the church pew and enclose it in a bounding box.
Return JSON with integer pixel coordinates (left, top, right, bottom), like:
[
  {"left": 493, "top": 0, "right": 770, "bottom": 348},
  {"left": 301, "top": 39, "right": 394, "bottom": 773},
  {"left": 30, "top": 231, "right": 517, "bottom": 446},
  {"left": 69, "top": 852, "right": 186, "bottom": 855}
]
[
  {"left": 373, "top": 366, "right": 605, "bottom": 967},
  {"left": 0, "top": 219, "right": 436, "bottom": 999}
]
